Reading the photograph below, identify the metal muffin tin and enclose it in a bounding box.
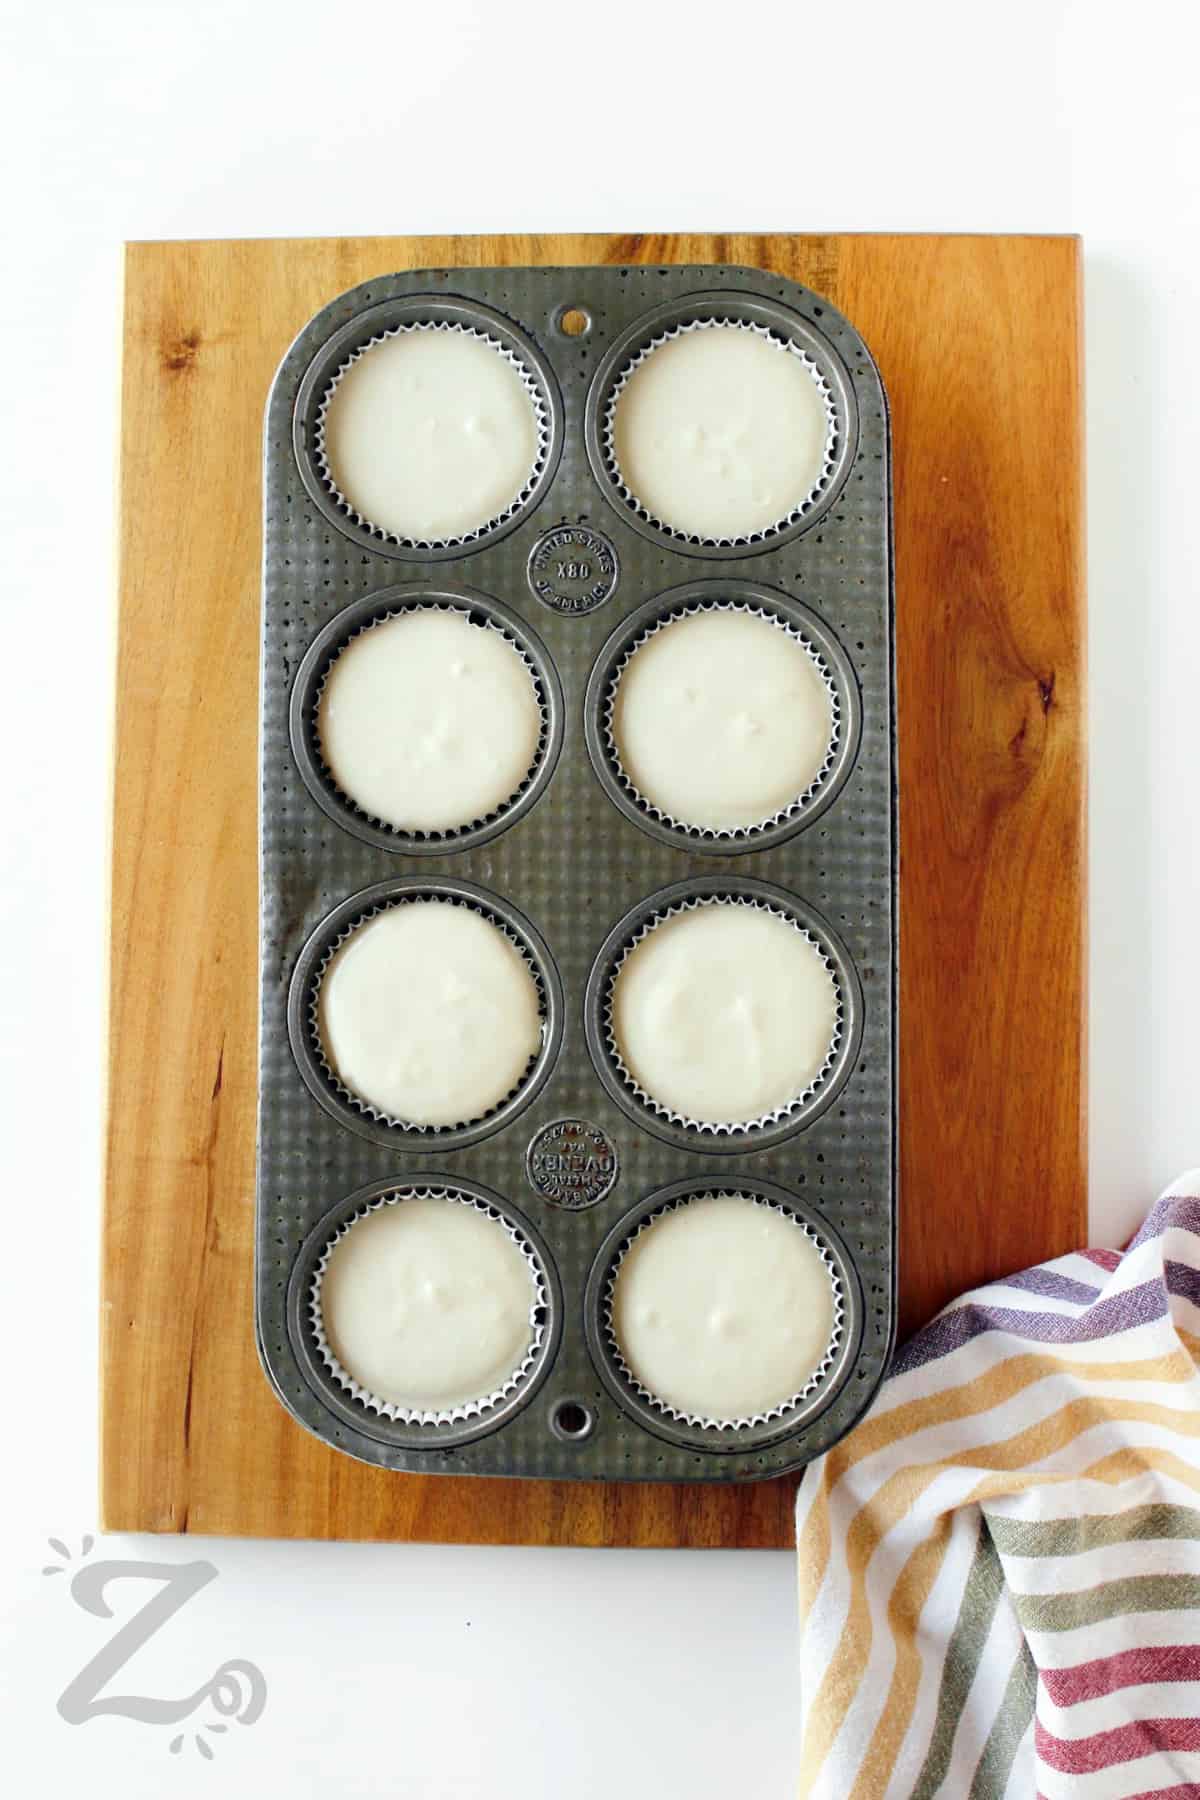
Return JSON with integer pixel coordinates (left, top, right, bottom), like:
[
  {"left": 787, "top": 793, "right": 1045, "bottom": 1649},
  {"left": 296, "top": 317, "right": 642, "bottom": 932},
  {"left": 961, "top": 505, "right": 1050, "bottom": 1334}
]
[{"left": 258, "top": 264, "right": 896, "bottom": 1483}]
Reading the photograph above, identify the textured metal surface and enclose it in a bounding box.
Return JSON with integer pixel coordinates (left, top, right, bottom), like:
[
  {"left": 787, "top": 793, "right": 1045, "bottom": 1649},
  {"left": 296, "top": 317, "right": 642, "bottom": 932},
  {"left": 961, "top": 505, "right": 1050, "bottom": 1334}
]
[{"left": 258, "top": 264, "right": 895, "bottom": 1483}]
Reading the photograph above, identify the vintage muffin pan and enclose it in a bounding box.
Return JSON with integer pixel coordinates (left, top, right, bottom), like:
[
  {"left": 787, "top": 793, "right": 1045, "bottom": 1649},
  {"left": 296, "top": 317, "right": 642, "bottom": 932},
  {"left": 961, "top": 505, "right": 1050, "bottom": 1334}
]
[{"left": 258, "top": 264, "right": 896, "bottom": 1482}]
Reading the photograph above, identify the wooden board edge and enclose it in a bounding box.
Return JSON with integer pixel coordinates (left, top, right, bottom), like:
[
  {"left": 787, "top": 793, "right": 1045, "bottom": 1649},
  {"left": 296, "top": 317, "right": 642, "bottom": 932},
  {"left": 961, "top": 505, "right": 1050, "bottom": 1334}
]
[
  {"left": 99, "top": 246, "right": 138, "bottom": 1533},
  {"left": 1070, "top": 234, "right": 1089, "bottom": 1225}
]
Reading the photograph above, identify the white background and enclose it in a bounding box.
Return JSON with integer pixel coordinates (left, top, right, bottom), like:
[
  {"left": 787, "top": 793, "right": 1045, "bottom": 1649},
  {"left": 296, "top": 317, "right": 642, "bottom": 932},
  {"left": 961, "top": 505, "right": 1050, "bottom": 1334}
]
[{"left": 1, "top": 1, "right": 1197, "bottom": 1794}]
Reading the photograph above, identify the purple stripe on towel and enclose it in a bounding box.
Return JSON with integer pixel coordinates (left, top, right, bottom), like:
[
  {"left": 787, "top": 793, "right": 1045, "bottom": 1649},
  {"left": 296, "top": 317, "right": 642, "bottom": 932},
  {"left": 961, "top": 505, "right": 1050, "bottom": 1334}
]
[
  {"left": 999, "top": 1268, "right": 1101, "bottom": 1305},
  {"left": 894, "top": 1279, "right": 1169, "bottom": 1377},
  {"left": 1130, "top": 1194, "right": 1200, "bottom": 1250},
  {"left": 1166, "top": 1260, "right": 1200, "bottom": 1310}
]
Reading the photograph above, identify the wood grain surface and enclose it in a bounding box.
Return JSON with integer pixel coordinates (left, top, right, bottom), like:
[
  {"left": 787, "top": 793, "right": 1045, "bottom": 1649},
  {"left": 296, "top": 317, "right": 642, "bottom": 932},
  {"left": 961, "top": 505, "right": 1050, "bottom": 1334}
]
[{"left": 102, "top": 233, "right": 1085, "bottom": 1544}]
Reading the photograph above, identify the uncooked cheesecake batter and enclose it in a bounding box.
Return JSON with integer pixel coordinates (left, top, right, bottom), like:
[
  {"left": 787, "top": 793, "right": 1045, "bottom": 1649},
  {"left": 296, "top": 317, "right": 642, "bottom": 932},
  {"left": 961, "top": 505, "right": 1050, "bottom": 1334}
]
[
  {"left": 610, "top": 323, "right": 829, "bottom": 540},
  {"left": 611, "top": 902, "right": 838, "bottom": 1125},
  {"left": 611, "top": 1194, "right": 836, "bottom": 1421},
  {"left": 610, "top": 607, "right": 833, "bottom": 830},
  {"left": 320, "top": 1197, "right": 537, "bottom": 1412},
  {"left": 318, "top": 609, "right": 541, "bottom": 832},
  {"left": 322, "top": 326, "right": 540, "bottom": 541},
  {"left": 319, "top": 901, "right": 542, "bottom": 1126}
]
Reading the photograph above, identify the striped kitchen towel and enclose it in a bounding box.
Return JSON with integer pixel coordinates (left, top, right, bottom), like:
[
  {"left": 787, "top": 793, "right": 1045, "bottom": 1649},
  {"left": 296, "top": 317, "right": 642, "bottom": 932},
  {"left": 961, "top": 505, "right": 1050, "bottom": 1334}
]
[{"left": 797, "top": 1171, "right": 1200, "bottom": 1798}]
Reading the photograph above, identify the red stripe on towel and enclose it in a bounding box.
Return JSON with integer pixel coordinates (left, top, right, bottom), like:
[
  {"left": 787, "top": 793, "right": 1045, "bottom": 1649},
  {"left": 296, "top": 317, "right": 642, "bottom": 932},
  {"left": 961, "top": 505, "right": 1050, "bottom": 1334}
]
[
  {"left": 1122, "top": 1787, "right": 1200, "bottom": 1800},
  {"left": 1042, "top": 1644, "right": 1200, "bottom": 1705},
  {"left": 1036, "top": 1715, "right": 1200, "bottom": 1773},
  {"left": 1079, "top": 1248, "right": 1122, "bottom": 1270}
]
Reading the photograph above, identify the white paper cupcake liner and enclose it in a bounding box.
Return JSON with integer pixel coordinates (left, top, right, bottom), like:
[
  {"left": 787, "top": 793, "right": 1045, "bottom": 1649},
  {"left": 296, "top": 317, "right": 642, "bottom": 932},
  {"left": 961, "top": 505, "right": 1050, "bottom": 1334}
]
[
  {"left": 310, "top": 1187, "right": 548, "bottom": 1426},
  {"left": 313, "top": 320, "right": 551, "bottom": 550},
  {"left": 310, "top": 894, "right": 548, "bottom": 1133},
  {"left": 600, "top": 599, "right": 841, "bottom": 841},
  {"left": 310, "top": 602, "right": 550, "bottom": 842},
  {"left": 602, "top": 1191, "right": 846, "bottom": 1432},
  {"left": 601, "top": 318, "right": 838, "bottom": 547},
  {"left": 602, "top": 894, "right": 844, "bottom": 1136}
]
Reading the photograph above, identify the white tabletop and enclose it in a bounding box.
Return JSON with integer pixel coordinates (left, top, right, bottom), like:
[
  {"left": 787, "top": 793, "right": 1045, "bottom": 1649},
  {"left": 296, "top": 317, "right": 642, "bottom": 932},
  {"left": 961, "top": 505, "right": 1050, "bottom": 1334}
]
[{"left": 2, "top": 2, "right": 1197, "bottom": 1794}]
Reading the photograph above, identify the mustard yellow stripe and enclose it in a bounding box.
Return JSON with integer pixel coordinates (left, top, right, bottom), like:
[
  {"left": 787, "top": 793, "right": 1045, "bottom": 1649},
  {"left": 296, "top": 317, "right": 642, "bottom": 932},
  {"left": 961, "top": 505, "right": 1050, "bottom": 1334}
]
[
  {"left": 966, "top": 1443, "right": 1200, "bottom": 1511},
  {"left": 847, "top": 1514, "right": 954, "bottom": 1800},
  {"left": 799, "top": 1464, "right": 968, "bottom": 1793},
  {"left": 798, "top": 1398, "right": 1200, "bottom": 1793},
  {"left": 797, "top": 1346, "right": 1195, "bottom": 1624},
  {"left": 829, "top": 1346, "right": 1195, "bottom": 1480}
]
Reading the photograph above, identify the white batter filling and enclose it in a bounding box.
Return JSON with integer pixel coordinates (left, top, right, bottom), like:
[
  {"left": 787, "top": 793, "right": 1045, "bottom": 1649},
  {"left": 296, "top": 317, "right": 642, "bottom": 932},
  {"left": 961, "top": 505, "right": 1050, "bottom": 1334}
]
[
  {"left": 611, "top": 903, "right": 838, "bottom": 1125},
  {"left": 319, "top": 901, "right": 543, "bottom": 1126},
  {"left": 320, "top": 1198, "right": 537, "bottom": 1412},
  {"left": 611, "top": 1195, "right": 836, "bottom": 1422},
  {"left": 611, "top": 608, "right": 833, "bottom": 831},
  {"left": 610, "top": 324, "right": 829, "bottom": 540},
  {"left": 322, "top": 327, "right": 540, "bottom": 542},
  {"left": 318, "top": 610, "right": 542, "bottom": 832}
]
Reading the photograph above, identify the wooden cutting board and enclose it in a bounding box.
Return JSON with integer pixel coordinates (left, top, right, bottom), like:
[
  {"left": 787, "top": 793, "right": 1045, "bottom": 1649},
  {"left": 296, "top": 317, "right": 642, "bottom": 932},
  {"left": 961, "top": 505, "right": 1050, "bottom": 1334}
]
[{"left": 102, "top": 232, "right": 1085, "bottom": 1546}]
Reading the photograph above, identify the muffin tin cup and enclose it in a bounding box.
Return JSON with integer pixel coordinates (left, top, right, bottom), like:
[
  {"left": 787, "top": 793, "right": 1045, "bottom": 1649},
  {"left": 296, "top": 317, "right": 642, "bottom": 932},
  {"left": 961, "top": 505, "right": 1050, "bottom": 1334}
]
[
  {"left": 584, "top": 291, "right": 859, "bottom": 557},
  {"left": 290, "top": 584, "right": 564, "bottom": 854},
  {"left": 287, "top": 1177, "right": 563, "bottom": 1455},
  {"left": 584, "top": 580, "right": 862, "bottom": 853},
  {"left": 585, "top": 876, "right": 864, "bottom": 1154},
  {"left": 294, "top": 295, "right": 564, "bottom": 560},
  {"left": 261, "top": 263, "right": 896, "bottom": 1485},
  {"left": 584, "top": 1180, "right": 862, "bottom": 1453},
  {"left": 287, "top": 877, "right": 565, "bottom": 1152}
]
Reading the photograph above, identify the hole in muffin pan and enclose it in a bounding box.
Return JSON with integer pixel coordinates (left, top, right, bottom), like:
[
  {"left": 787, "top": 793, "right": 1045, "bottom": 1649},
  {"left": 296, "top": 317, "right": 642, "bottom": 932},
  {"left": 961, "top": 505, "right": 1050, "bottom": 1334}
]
[
  {"left": 261, "top": 265, "right": 894, "bottom": 1484},
  {"left": 550, "top": 1399, "right": 595, "bottom": 1441},
  {"left": 289, "top": 585, "right": 565, "bottom": 855}
]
